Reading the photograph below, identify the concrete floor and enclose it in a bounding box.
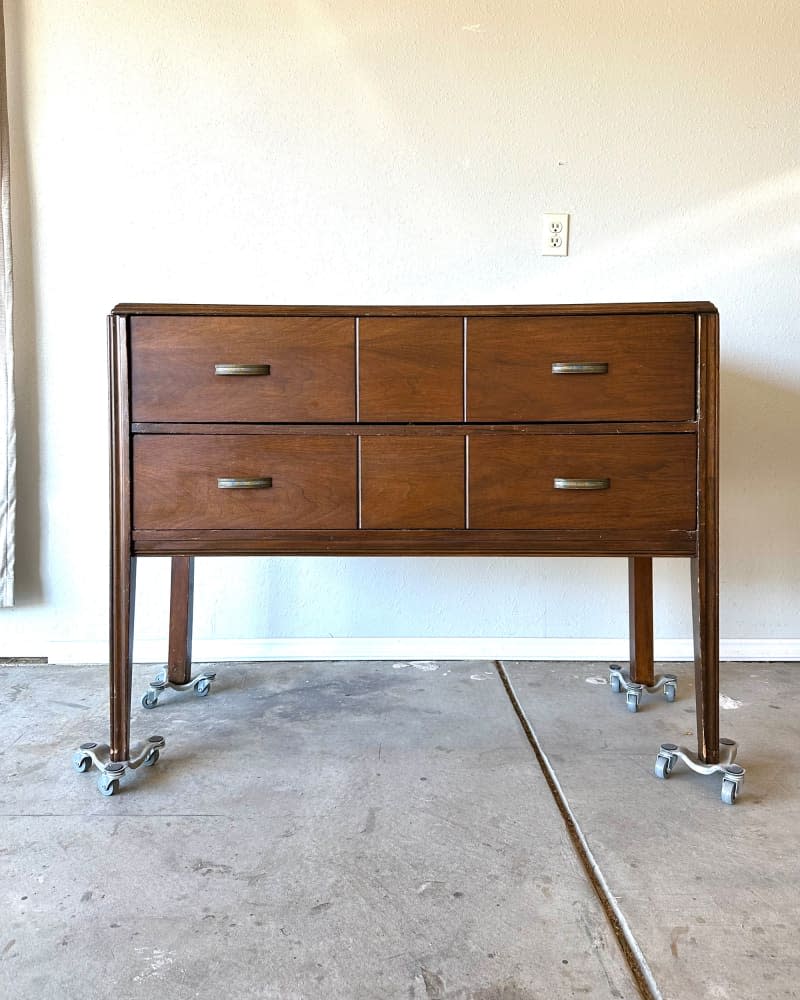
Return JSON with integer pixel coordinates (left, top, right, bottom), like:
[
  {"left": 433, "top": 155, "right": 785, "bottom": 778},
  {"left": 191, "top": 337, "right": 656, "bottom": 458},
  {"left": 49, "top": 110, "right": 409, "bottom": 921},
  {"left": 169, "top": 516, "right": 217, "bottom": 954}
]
[{"left": 0, "top": 659, "right": 797, "bottom": 999}]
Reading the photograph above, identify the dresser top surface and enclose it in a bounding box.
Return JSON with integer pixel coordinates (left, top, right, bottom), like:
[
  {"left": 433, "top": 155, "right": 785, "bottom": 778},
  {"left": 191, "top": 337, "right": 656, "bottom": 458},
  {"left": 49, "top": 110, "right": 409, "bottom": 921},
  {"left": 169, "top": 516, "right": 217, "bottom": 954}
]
[{"left": 113, "top": 301, "right": 717, "bottom": 318}]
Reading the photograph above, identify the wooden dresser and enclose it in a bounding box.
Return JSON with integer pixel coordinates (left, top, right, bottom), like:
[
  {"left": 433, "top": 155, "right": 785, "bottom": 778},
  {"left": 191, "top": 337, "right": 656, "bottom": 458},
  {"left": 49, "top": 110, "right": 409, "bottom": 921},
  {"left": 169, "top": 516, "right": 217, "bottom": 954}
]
[{"left": 77, "top": 303, "right": 733, "bottom": 799}]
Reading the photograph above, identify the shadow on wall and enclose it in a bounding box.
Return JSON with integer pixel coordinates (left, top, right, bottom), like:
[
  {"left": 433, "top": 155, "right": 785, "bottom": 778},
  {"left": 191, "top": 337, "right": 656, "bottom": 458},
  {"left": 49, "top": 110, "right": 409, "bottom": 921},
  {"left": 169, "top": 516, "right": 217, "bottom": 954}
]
[
  {"left": 6, "top": 8, "right": 42, "bottom": 605},
  {"left": 720, "top": 367, "right": 800, "bottom": 634}
]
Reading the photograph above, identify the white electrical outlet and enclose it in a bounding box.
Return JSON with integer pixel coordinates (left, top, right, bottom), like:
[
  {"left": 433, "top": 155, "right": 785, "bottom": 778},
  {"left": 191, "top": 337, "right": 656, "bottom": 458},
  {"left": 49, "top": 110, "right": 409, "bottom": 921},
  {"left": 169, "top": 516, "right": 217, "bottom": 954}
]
[{"left": 542, "top": 213, "right": 569, "bottom": 256}]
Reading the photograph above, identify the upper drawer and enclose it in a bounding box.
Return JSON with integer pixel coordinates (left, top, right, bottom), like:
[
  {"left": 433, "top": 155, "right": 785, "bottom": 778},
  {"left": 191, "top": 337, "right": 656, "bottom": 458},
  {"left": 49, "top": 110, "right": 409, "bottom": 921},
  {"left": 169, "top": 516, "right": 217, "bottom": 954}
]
[
  {"left": 131, "top": 316, "right": 355, "bottom": 422},
  {"left": 358, "top": 317, "right": 463, "bottom": 421},
  {"left": 466, "top": 315, "right": 696, "bottom": 421}
]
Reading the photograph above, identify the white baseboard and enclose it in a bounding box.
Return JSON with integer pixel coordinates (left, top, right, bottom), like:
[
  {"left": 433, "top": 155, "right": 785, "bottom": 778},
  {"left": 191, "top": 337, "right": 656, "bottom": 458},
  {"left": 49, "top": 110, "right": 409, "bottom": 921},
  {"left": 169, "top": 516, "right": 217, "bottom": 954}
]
[{"left": 32, "top": 636, "right": 800, "bottom": 665}]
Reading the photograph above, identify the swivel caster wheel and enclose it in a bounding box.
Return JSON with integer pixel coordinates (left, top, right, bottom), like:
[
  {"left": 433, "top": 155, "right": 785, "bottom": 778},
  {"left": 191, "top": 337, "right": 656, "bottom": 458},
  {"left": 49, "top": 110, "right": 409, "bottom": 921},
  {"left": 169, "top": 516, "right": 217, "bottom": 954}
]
[
  {"left": 720, "top": 765, "right": 744, "bottom": 805},
  {"left": 98, "top": 763, "right": 125, "bottom": 797},
  {"left": 141, "top": 689, "right": 160, "bottom": 709},
  {"left": 664, "top": 680, "right": 677, "bottom": 703},
  {"left": 143, "top": 747, "right": 160, "bottom": 767},
  {"left": 195, "top": 678, "right": 212, "bottom": 698},
  {"left": 626, "top": 687, "right": 642, "bottom": 713},
  {"left": 72, "top": 752, "right": 93, "bottom": 773},
  {"left": 654, "top": 749, "right": 677, "bottom": 780},
  {"left": 98, "top": 777, "right": 119, "bottom": 797},
  {"left": 610, "top": 673, "right": 621, "bottom": 694}
]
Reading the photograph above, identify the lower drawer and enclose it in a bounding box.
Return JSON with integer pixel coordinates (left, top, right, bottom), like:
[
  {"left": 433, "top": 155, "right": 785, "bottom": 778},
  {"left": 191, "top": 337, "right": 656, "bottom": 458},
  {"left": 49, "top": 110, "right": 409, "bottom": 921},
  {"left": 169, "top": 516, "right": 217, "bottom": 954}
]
[
  {"left": 469, "top": 434, "right": 697, "bottom": 530},
  {"left": 360, "top": 436, "right": 465, "bottom": 528},
  {"left": 133, "top": 435, "right": 357, "bottom": 529}
]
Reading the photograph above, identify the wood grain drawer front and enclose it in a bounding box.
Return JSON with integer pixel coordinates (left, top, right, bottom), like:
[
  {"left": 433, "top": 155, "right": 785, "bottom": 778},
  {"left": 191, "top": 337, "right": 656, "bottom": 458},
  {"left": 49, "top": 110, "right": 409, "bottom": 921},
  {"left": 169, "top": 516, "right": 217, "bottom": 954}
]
[
  {"left": 358, "top": 318, "right": 463, "bottom": 421},
  {"left": 360, "top": 437, "right": 465, "bottom": 529},
  {"left": 469, "top": 434, "right": 697, "bottom": 530},
  {"left": 467, "top": 315, "right": 696, "bottom": 421},
  {"left": 131, "top": 316, "right": 355, "bottom": 422},
  {"left": 133, "top": 435, "right": 357, "bottom": 530}
]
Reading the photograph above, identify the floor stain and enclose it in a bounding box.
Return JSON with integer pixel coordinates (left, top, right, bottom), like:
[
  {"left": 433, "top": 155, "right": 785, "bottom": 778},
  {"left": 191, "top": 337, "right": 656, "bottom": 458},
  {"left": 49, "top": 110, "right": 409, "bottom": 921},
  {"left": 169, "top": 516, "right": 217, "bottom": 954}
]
[
  {"left": 421, "top": 966, "right": 446, "bottom": 999},
  {"left": 191, "top": 859, "right": 233, "bottom": 877},
  {"left": 5, "top": 683, "right": 28, "bottom": 704},
  {"left": 468, "top": 984, "right": 539, "bottom": 1000},
  {"left": 670, "top": 925, "right": 689, "bottom": 958}
]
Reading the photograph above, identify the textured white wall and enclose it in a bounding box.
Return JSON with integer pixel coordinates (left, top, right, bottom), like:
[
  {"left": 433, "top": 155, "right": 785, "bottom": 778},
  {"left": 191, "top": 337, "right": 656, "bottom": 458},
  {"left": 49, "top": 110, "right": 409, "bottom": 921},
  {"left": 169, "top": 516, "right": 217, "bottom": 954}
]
[{"left": 4, "top": 1, "right": 799, "bottom": 661}]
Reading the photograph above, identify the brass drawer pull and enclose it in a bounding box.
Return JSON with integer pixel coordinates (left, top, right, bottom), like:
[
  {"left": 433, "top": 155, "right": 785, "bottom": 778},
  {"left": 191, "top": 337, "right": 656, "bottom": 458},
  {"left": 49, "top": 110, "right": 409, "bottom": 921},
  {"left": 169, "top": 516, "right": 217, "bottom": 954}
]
[
  {"left": 214, "top": 364, "right": 271, "bottom": 376},
  {"left": 554, "top": 477, "right": 610, "bottom": 491},
  {"left": 217, "top": 477, "right": 273, "bottom": 490},
  {"left": 551, "top": 362, "right": 608, "bottom": 375}
]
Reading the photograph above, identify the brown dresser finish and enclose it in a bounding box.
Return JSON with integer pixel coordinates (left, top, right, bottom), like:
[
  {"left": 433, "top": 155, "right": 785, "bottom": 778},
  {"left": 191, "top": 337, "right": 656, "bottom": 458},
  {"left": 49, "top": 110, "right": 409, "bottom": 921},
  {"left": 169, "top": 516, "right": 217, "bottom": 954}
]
[
  {"left": 468, "top": 433, "right": 697, "bottom": 530},
  {"left": 360, "top": 436, "right": 466, "bottom": 529},
  {"left": 466, "top": 314, "right": 696, "bottom": 421},
  {"left": 133, "top": 434, "right": 357, "bottom": 530},
  {"left": 357, "top": 317, "right": 464, "bottom": 422},
  {"left": 131, "top": 315, "right": 355, "bottom": 423},
  {"left": 107, "top": 302, "right": 720, "bottom": 785}
]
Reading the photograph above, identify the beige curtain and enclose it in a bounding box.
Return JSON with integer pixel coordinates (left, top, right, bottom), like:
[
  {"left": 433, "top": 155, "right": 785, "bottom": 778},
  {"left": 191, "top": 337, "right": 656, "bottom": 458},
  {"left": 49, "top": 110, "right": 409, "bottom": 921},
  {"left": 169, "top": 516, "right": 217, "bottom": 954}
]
[{"left": 0, "top": 3, "right": 15, "bottom": 607}]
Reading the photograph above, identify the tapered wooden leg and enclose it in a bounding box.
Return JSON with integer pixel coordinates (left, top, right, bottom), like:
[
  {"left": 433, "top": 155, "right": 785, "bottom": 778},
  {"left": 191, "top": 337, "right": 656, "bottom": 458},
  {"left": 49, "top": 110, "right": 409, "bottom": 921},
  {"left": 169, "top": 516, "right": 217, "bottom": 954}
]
[
  {"left": 691, "top": 552, "right": 719, "bottom": 764},
  {"left": 110, "top": 555, "right": 136, "bottom": 762},
  {"left": 693, "top": 310, "right": 720, "bottom": 764},
  {"left": 167, "top": 556, "right": 195, "bottom": 686},
  {"left": 628, "top": 556, "right": 655, "bottom": 686}
]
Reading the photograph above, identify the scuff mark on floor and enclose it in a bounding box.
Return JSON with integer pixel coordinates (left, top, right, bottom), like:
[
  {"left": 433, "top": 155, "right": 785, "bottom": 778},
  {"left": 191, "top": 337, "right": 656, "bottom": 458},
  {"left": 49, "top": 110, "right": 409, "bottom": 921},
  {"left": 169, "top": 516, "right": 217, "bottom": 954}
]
[
  {"left": 420, "top": 965, "right": 446, "bottom": 998},
  {"left": 720, "top": 695, "right": 743, "bottom": 710},
  {"left": 416, "top": 881, "right": 445, "bottom": 895},
  {"left": 191, "top": 859, "right": 233, "bottom": 877},
  {"left": 393, "top": 661, "right": 439, "bottom": 672},
  {"left": 361, "top": 807, "right": 378, "bottom": 834}
]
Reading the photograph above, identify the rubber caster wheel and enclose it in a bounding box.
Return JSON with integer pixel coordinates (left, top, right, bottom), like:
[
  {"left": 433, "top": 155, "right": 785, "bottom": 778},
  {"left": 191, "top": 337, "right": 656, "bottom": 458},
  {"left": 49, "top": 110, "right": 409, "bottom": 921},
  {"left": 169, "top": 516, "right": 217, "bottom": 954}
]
[
  {"left": 610, "top": 674, "right": 621, "bottom": 694},
  {"left": 142, "top": 689, "right": 159, "bottom": 709},
  {"left": 195, "top": 678, "right": 212, "bottom": 698},
  {"left": 98, "top": 776, "right": 119, "bottom": 797},
  {"left": 73, "top": 753, "right": 92, "bottom": 773},
  {"left": 721, "top": 778, "right": 738, "bottom": 805},
  {"left": 626, "top": 691, "right": 640, "bottom": 713},
  {"left": 654, "top": 754, "right": 674, "bottom": 779},
  {"left": 143, "top": 748, "right": 160, "bottom": 767},
  {"left": 664, "top": 681, "right": 677, "bottom": 703}
]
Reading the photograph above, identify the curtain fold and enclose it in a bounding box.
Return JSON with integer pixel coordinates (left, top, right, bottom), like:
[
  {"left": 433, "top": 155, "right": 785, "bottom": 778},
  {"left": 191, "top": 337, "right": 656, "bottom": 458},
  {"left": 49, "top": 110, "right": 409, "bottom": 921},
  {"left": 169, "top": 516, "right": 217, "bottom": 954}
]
[{"left": 0, "top": 3, "right": 15, "bottom": 608}]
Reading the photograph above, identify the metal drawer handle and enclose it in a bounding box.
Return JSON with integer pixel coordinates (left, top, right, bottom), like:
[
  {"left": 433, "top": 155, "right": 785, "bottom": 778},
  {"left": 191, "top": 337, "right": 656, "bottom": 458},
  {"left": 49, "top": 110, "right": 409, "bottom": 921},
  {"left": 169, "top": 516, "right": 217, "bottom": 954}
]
[
  {"left": 214, "top": 364, "right": 271, "bottom": 376},
  {"left": 554, "top": 477, "right": 610, "bottom": 491},
  {"left": 551, "top": 362, "right": 608, "bottom": 375},
  {"left": 217, "top": 477, "right": 273, "bottom": 490}
]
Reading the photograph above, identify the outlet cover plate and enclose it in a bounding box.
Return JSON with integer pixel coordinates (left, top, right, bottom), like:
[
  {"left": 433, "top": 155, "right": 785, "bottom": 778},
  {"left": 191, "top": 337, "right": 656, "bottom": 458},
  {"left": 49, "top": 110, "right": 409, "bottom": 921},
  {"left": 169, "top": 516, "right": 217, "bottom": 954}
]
[{"left": 542, "top": 213, "right": 569, "bottom": 256}]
